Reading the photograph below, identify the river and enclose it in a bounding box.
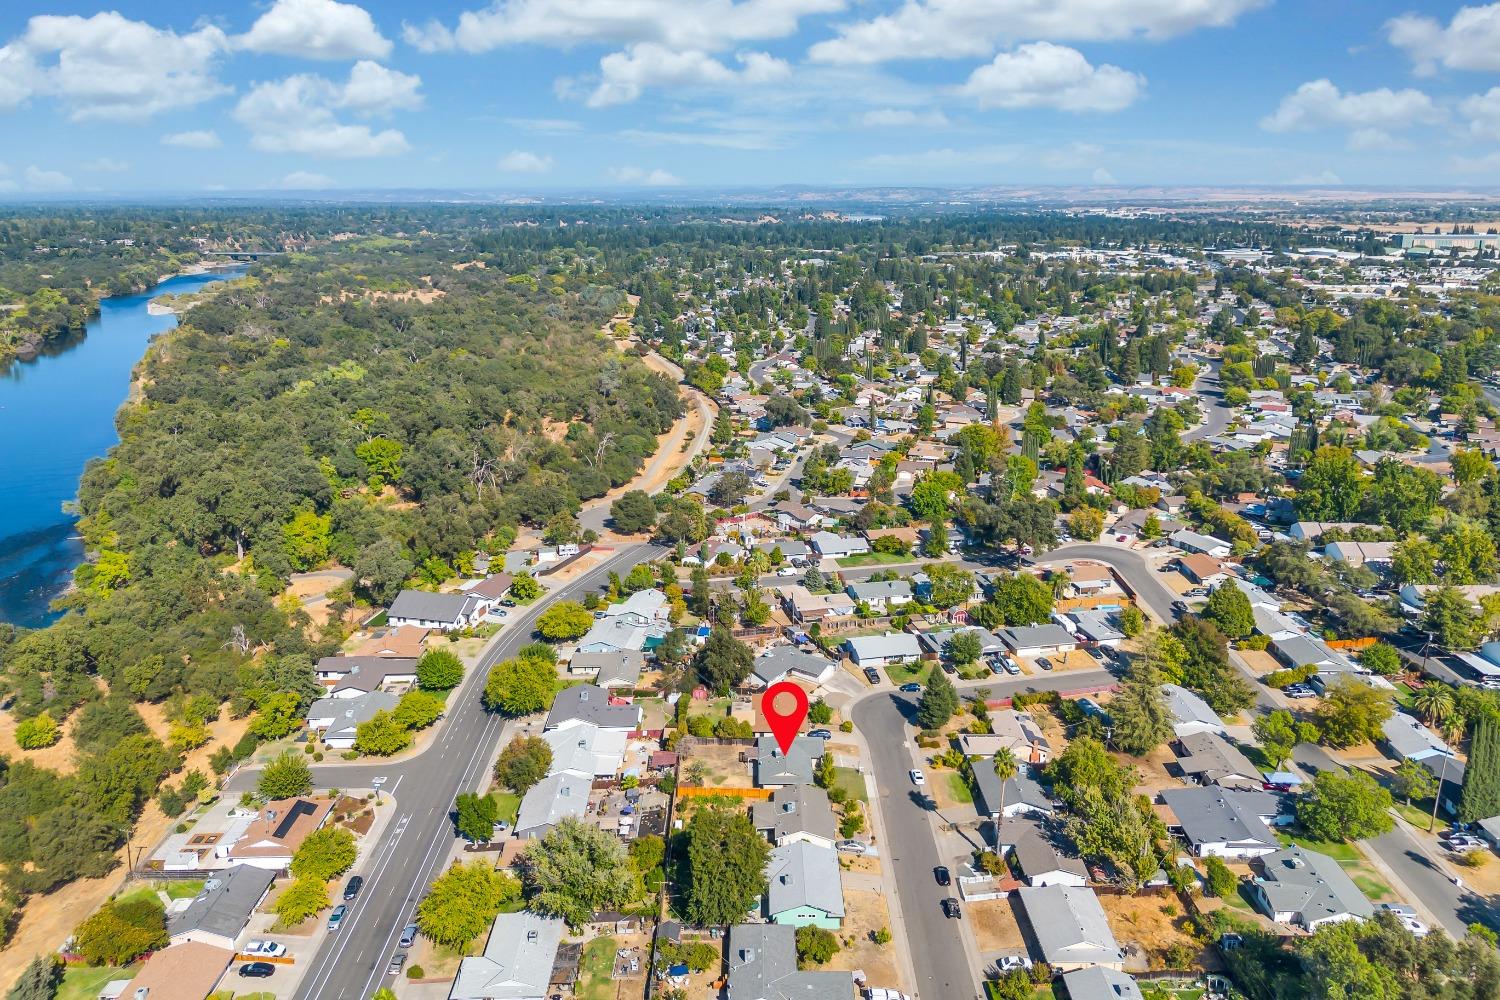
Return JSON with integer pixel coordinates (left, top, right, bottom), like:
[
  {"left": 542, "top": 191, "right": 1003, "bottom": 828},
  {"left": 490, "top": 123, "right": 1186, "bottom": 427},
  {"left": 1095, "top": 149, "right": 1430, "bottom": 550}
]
[{"left": 0, "top": 267, "right": 245, "bottom": 628}]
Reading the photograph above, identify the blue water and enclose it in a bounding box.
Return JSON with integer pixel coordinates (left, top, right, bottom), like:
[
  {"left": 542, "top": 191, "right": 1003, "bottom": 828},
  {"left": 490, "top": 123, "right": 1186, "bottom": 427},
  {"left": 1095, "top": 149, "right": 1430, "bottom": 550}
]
[{"left": 0, "top": 268, "right": 244, "bottom": 627}]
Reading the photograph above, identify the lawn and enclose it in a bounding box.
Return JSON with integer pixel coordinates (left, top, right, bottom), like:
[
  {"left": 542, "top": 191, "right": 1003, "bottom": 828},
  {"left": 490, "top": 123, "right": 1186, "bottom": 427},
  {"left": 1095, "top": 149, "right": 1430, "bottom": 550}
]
[
  {"left": 947, "top": 771, "right": 974, "bottom": 804},
  {"left": 59, "top": 966, "right": 136, "bottom": 1000},
  {"left": 883, "top": 660, "right": 930, "bottom": 686},
  {"left": 491, "top": 791, "right": 521, "bottom": 825},
  {"left": 1394, "top": 800, "right": 1440, "bottom": 832},
  {"left": 983, "top": 983, "right": 1055, "bottom": 1000},
  {"left": 1141, "top": 987, "right": 1205, "bottom": 1000},
  {"left": 1277, "top": 832, "right": 1391, "bottom": 900},
  {"left": 576, "top": 935, "right": 618, "bottom": 1000},
  {"left": 160, "top": 879, "right": 206, "bottom": 900},
  {"left": 836, "top": 552, "right": 917, "bottom": 568},
  {"left": 829, "top": 766, "right": 868, "bottom": 803}
]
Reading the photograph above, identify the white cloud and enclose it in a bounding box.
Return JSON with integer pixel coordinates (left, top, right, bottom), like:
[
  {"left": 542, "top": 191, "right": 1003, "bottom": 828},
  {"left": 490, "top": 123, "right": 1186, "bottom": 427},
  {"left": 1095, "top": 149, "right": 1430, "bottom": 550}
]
[
  {"left": 862, "top": 145, "right": 1020, "bottom": 170},
  {"left": 498, "top": 150, "right": 554, "bottom": 172},
  {"left": 585, "top": 44, "right": 790, "bottom": 106},
  {"left": 607, "top": 165, "right": 681, "bottom": 185},
  {"left": 1451, "top": 150, "right": 1500, "bottom": 173},
  {"left": 505, "top": 117, "right": 583, "bottom": 133},
  {"left": 24, "top": 165, "right": 72, "bottom": 190},
  {"left": 1092, "top": 167, "right": 1116, "bottom": 183},
  {"left": 239, "top": 0, "right": 393, "bottom": 60},
  {"left": 83, "top": 157, "right": 128, "bottom": 172},
  {"left": 0, "top": 12, "right": 228, "bottom": 121},
  {"left": 279, "top": 170, "right": 336, "bottom": 188},
  {"left": 404, "top": 0, "right": 843, "bottom": 54},
  {"left": 1461, "top": 87, "right": 1500, "bottom": 141},
  {"left": 1261, "top": 79, "right": 1445, "bottom": 136},
  {"left": 162, "top": 129, "right": 223, "bottom": 149},
  {"left": 955, "top": 43, "right": 1143, "bottom": 112},
  {"left": 1388, "top": 4, "right": 1500, "bottom": 75},
  {"left": 859, "top": 108, "right": 950, "bottom": 127},
  {"left": 810, "top": 0, "right": 1263, "bottom": 64},
  {"left": 1041, "top": 141, "right": 1104, "bottom": 169},
  {"left": 233, "top": 61, "right": 420, "bottom": 157}
]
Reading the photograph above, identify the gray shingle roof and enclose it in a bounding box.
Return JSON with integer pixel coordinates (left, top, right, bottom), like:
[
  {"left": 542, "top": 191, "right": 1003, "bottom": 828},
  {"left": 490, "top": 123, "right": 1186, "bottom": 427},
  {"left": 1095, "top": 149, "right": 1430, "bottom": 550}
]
[
  {"left": 1159, "top": 788, "right": 1280, "bottom": 852},
  {"left": 972, "top": 765, "right": 1050, "bottom": 819},
  {"left": 543, "top": 684, "right": 641, "bottom": 731},
  {"left": 766, "top": 841, "right": 844, "bottom": 918},
  {"left": 753, "top": 645, "right": 836, "bottom": 686},
  {"left": 1017, "top": 885, "right": 1124, "bottom": 967},
  {"left": 752, "top": 785, "right": 838, "bottom": 845},
  {"left": 1175, "top": 732, "right": 1260, "bottom": 788},
  {"left": 1011, "top": 825, "right": 1087, "bottom": 882},
  {"left": 168, "top": 865, "right": 275, "bottom": 943},
  {"left": 1058, "top": 967, "right": 1143, "bottom": 1000},
  {"left": 452, "top": 911, "right": 565, "bottom": 1000},
  {"left": 726, "top": 924, "right": 853, "bottom": 1000},
  {"left": 755, "top": 735, "right": 821, "bottom": 787},
  {"left": 514, "top": 772, "right": 590, "bottom": 837},
  {"left": 998, "top": 624, "right": 1075, "bottom": 651},
  {"left": 1253, "top": 845, "right": 1373, "bottom": 928},
  {"left": 388, "top": 589, "right": 486, "bottom": 625}
]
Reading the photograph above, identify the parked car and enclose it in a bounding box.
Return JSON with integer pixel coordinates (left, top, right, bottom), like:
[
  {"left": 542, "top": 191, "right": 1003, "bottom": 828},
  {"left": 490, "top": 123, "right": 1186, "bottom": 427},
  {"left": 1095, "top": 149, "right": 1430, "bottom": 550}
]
[
  {"left": 1284, "top": 686, "right": 1315, "bottom": 699},
  {"left": 835, "top": 840, "right": 871, "bottom": 855},
  {"left": 343, "top": 876, "right": 364, "bottom": 901},
  {"left": 1036, "top": 657, "right": 1053, "bottom": 671},
  {"left": 941, "top": 898, "right": 961, "bottom": 919},
  {"left": 239, "top": 963, "right": 276, "bottom": 979},
  {"left": 909, "top": 769, "right": 925, "bottom": 786},
  {"left": 863, "top": 667, "right": 881, "bottom": 685},
  {"left": 328, "top": 905, "right": 348, "bottom": 931},
  {"left": 399, "top": 923, "right": 419, "bottom": 948},
  {"left": 898, "top": 682, "right": 921, "bottom": 692},
  {"left": 808, "top": 729, "right": 832, "bottom": 739},
  {"left": 934, "top": 866, "right": 951, "bottom": 886},
  {"left": 242, "top": 941, "right": 287, "bottom": 958},
  {"left": 777, "top": 566, "right": 799, "bottom": 576},
  {"left": 997, "top": 956, "right": 1032, "bottom": 972},
  {"left": 388, "top": 953, "right": 407, "bottom": 976}
]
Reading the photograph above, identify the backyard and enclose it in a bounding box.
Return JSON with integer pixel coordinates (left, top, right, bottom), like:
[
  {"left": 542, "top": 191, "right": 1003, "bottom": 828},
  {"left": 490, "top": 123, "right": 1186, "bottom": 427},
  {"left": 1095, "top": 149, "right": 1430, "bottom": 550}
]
[
  {"left": 59, "top": 966, "right": 135, "bottom": 1000},
  {"left": 577, "top": 935, "right": 618, "bottom": 1000}
]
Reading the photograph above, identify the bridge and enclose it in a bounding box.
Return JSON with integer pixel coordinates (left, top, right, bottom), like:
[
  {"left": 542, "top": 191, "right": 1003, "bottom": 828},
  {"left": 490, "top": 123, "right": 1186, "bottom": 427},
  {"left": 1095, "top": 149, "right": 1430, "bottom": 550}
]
[{"left": 204, "top": 250, "right": 286, "bottom": 259}]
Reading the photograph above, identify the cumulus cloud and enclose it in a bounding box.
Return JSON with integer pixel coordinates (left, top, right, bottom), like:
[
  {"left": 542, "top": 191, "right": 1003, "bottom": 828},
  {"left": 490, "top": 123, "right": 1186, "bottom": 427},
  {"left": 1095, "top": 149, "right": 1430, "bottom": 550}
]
[
  {"left": 238, "top": 0, "right": 393, "bottom": 60},
  {"left": 498, "top": 150, "right": 553, "bottom": 172},
  {"left": 955, "top": 43, "right": 1143, "bottom": 112},
  {"left": 810, "top": 0, "right": 1263, "bottom": 64},
  {"left": 1461, "top": 87, "right": 1500, "bottom": 141},
  {"left": 1260, "top": 79, "right": 1444, "bottom": 136},
  {"left": 859, "top": 108, "right": 950, "bottom": 127},
  {"left": 582, "top": 44, "right": 790, "bottom": 106},
  {"left": 607, "top": 165, "right": 681, "bottom": 186},
  {"left": 1388, "top": 3, "right": 1500, "bottom": 75},
  {"left": 162, "top": 129, "right": 223, "bottom": 149},
  {"left": 404, "top": 0, "right": 842, "bottom": 54},
  {"left": 23, "top": 165, "right": 72, "bottom": 190},
  {"left": 0, "top": 12, "right": 228, "bottom": 121},
  {"left": 233, "top": 61, "right": 420, "bottom": 157},
  {"left": 279, "top": 170, "right": 336, "bottom": 188}
]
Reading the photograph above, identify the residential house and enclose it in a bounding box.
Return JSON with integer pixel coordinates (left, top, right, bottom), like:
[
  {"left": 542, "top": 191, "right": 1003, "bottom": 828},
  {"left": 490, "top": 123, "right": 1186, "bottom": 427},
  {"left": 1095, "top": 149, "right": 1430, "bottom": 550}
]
[
  {"left": 313, "top": 656, "right": 419, "bottom": 697},
  {"left": 308, "top": 690, "right": 400, "bottom": 749},
  {"left": 225, "top": 797, "right": 334, "bottom": 869},
  {"left": 1158, "top": 788, "right": 1282, "bottom": 858},
  {"left": 1162, "top": 684, "right": 1227, "bottom": 738},
  {"left": 349, "top": 624, "right": 429, "bottom": 658},
  {"left": 1010, "top": 825, "right": 1088, "bottom": 887},
  {"left": 765, "top": 841, "right": 844, "bottom": 927},
  {"left": 1016, "top": 885, "right": 1126, "bottom": 972},
  {"left": 120, "top": 942, "right": 235, "bottom": 1000},
  {"left": 998, "top": 624, "right": 1078, "bottom": 658},
  {"left": 542, "top": 722, "right": 628, "bottom": 778},
  {"left": 568, "top": 651, "right": 645, "bottom": 690},
  {"left": 1323, "top": 541, "right": 1397, "bottom": 568},
  {"left": 1380, "top": 713, "right": 1453, "bottom": 767},
  {"left": 1065, "top": 610, "right": 1124, "bottom": 648},
  {"left": 543, "top": 684, "right": 642, "bottom": 733},
  {"left": 971, "top": 709, "right": 1052, "bottom": 764},
  {"left": 515, "top": 772, "right": 591, "bottom": 839},
  {"left": 576, "top": 590, "right": 672, "bottom": 655},
  {"left": 167, "top": 865, "right": 276, "bottom": 950},
  {"left": 1174, "top": 732, "right": 1262, "bottom": 790},
  {"left": 751, "top": 645, "right": 838, "bottom": 689},
  {"left": 809, "top": 532, "right": 869, "bottom": 559},
  {"left": 973, "top": 765, "right": 1053, "bottom": 820},
  {"left": 844, "top": 632, "right": 922, "bottom": 668},
  {"left": 1059, "top": 562, "right": 1123, "bottom": 599},
  {"left": 388, "top": 590, "right": 492, "bottom": 631},
  {"left": 1057, "top": 968, "right": 1143, "bottom": 1000},
  {"left": 1168, "top": 530, "right": 1232, "bottom": 558},
  {"left": 845, "top": 579, "right": 913, "bottom": 613},
  {"left": 452, "top": 911, "right": 567, "bottom": 1000},
  {"left": 725, "top": 924, "right": 854, "bottom": 1000},
  {"left": 1250, "top": 845, "right": 1373, "bottom": 930},
  {"left": 1288, "top": 521, "right": 1365, "bottom": 542},
  {"left": 755, "top": 735, "right": 822, "bottom": 787},
  {"left": 1175, "top": 554, "right": 1229, "bottom": 587},
  {"left": 752, "top": 785, "right": 838, "bottom": 848},
  {"left": 779, "top": 585, "right": 856, "bottom": 624}
]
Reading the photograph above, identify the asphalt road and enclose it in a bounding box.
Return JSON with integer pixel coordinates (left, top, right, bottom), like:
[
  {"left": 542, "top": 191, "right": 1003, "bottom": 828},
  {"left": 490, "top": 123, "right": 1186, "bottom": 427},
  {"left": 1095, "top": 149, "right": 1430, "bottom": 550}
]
[
  {"left": 1183, "top": 362, "right": 1231, "bottom": 444},
  {"left": 852, "top": 669, "right": 1116, "bottom": 1000},
  {"left": 231, "top": 542, "right": 663, "bottom": 1000}
]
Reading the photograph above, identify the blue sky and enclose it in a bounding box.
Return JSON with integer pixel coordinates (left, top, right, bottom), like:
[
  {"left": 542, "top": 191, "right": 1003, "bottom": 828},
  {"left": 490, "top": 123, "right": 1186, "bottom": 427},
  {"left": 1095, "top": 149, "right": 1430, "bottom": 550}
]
[{"left": 2, "top": 0, "right": 1500, "bottom": 193}]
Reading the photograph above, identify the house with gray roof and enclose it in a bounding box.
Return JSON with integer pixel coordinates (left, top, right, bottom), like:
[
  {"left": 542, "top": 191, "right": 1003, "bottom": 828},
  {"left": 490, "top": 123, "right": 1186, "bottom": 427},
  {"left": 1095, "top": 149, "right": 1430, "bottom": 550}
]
[
  {"left": 314, "top": 656, "right": 419, "bottom": 696},
  {"left": 973, "top": 764, "right": 1053, "bottom": 821},
  {"left": 1058, "top": 968, "right": 1143, "bottom": 1000},
  {"left": 307, "top": 690, "right": 400, "bottom": 750},
  {"left": 1159, "top": 788, "right": 1282, "bottom": 858},
  {"left": 1174, "top": 732, "right": 1261, "bottom": 790},
  {"left": 1010, "top": 826, "right": 1087, "bottom": 887},
  {"left": 388, "top": 589, "right": 492, "bottom": 631},
  {"left": 568, "top": 651, "right": 645, "bottom": 690},
  {"left": 1066, "top": 610, "right": 1124, "bottom": 647},
  {"left": 543, "top": 684, "right": 641, "bottom": 733},
  {"left": 1162, "top": 684, "right": 1226, "bottom": 738},
  {"left": 168, "top": 865, "right": 276, "bottom": 950},
  {"left": 1250, "top": 845, "right": 1373, "bottom": 930},
  {"left": 844, "top": 579, "right": 913, "bottom": 613},
  {"left": 725, "top": 924, "right": 854, "bottom": 1000},
  {"left": 1016, "top": 885, "right": 1125, "bottom": 972},
  {"left": 752, "top": 785, "right": 837, "bottom": 848},
  {"left": 452, "top": 911, "right": 566, "bottom": 1000},
  {"left": 755, "top": 735, "right": 821, "bottom": 787},
  {"left": 1168, "top": 530, "right": 1231, "bottom": 558},
  {"left": 514, "top": 771, "right": 591, "bottom": 839},
  {"left": 1380, "top": 712, "right": 1452, "bottom": 765},
  {"left": 844, "top": 631, "right": 921, "bottom": 667},
  {"left": 751, "top": 645, "right": 838, "bottom": 688},
  {"left": 998, "top": 624, "right": 1077, "bottom": 658},
  {"left": 809, "top": 532, "right": 869, "bottom": 558},
  {"left": 766, "top": 841, "right": 844, "bottom": 928}
]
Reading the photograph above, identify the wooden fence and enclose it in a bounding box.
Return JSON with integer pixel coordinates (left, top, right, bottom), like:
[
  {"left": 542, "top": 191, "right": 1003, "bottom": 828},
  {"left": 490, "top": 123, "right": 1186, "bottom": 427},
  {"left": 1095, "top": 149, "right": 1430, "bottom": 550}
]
[{"left": 675, "top": 786, "right": 772, "bottom": 800}]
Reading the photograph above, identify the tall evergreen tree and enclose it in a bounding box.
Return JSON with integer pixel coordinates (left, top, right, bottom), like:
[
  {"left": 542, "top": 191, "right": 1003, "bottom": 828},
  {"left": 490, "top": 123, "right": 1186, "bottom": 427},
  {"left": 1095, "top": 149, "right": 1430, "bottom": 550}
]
[
  {"left": 1460, "top": 713, "right": 1500, "bottom": 822},
  {"left": 7, "top": 957, "right": 61, "bottom": 1000},
  {"left": 915, "top": 665, "right": 958, "bottom": 730},
  {"left": 1203, "top": 582, "right": 1255, "bottom": 638},
  {"left": 1109, "top": 657, "right": 1174, "bottom": 755}
]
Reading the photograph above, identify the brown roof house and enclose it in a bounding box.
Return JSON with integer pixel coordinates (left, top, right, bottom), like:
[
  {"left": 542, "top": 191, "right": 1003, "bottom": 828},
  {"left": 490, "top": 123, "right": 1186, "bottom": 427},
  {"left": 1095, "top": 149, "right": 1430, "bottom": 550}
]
[
  {"left": 122, "top": 941, "right": 235, "bottom": 1000},
  {"left": 226, "top": 797, "right": 334, "bottom": 870}
]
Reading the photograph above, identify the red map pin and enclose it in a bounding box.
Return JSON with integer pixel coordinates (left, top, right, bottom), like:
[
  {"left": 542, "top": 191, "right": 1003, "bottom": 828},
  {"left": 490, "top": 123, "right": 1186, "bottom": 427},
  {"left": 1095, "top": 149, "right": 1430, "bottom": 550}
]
[{"left": 762, "top": 680, "right": 809, "bottom": 755}]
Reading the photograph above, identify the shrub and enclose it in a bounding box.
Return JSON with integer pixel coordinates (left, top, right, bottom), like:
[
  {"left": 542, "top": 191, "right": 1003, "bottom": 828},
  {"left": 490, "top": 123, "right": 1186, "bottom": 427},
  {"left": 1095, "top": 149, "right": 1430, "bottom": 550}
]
[
  {"left": 1204, "top": 856, "right": 1238, "bottom": 899},
  {"left": 273, "top": 876, "right": 330, "bottom": 926},
  {"left": 14, "top": 712, "right": 61, "bottom": 750},
  {"left": 407, "top": 965, "right": 425, "bottom": 980}
]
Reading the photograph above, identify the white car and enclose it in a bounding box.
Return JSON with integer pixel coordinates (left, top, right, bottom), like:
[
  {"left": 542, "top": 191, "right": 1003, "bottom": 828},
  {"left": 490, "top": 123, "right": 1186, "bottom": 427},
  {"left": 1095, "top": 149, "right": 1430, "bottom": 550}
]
[
  {"left": 997, "top": 956, "right": 1033, "bottom": 972},
  {"left": 242, "top": 940, "right": 287, "bottom": 958},
  {"left": 777, "top": 566, "right": 798, "bottom": 577},
  {"left": 909, "top": 769, "right": 926, "bottom": 786}
]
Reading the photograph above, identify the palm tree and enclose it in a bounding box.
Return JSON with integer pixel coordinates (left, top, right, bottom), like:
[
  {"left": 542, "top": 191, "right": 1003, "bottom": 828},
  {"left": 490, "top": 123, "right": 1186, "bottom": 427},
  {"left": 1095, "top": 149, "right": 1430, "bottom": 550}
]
[
  {"left": 992, "top": 748, "right": 1018, "bottom": 820},
  {"left": 1413, "top": 684, "right": 1455, "bottom": 729}
]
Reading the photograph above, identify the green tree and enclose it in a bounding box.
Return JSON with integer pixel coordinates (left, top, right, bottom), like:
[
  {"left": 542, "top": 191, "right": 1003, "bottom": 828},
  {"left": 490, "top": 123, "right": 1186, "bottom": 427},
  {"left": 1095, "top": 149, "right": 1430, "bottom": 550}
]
[
  {"left": 290, "top": 827, "right": 357, "bottom": 882},
  {"left": 258, "top": 750, "right": 313, "bottom": 799},
  {"left": 915, "top": 664, "right": 959, "bottom": 730},
  {"left": 1422, "top": 585, "right": 1480, "bottom": 650},
  {"left": 273, "top": 875, "right": 332, "bottom": 925},
  {"left": 74, "top": 896, "right": 168, "bottom": 966},
  {"left": 1118, "top": 605, "right": 1145, "bottom": 638},
  {"left": 519, "top": 817, "right": 639, "bottom": 928},
  {"left": 682, "top": 807, "right": 769, "bottom": 927},
  {"left": 1315, "top": 677, "right": 1393, "bottom": 748},
  {"left": 923, "top": 562, "right": 975, "bottom": 609},
  {"left": 495, "top": 735, "right": 554, "bottom": 794},
  {"left": 355, "top": 709, "right": 412, "bottom": 756},
  {"left": 1203, "top": 582, "right": 1254, "bottom": 639},
  {"left": 1359, "top": 643, "right": 1402, "bottom": 678},
  {"left": 455, "top": 792, "right": 500, "bottom": 842},
  {"left": 355, "top": 437, "right": 404, "bottom": 483},
  {"left": 6, "top": 957, "right": 61, "bottom": 1000},
  {"left": 1204, "top": 856, "right": 1238, "bottom": 899},
  {"left": 417, "top": 861, "right": 520, "bottom": 949},
  {"left": 13, "top": 712, "right": 60, "bottom": 750},
  {"left": 1296, "top": 769, "right": 1394, "bottom": 842},
  {"left": 991, "top": 748, "right": 1018, "bottom": 818},
  {"left": 1460, "top": 713, "right": 1500, "bottom": 823},
  {"left": 1252, "top": 710, "right": 1317, "bottom": 770},
  {"left": 417, "top": 648, "right": 464, "bottom": 690},
  {"left": 394, "top": 689, "right": 444, "bottom": 730},
  {"left": 1109, "top": 656, "right": 1174, "bottom": 755},
  {"left": 991, "top": 572, "right": 1053, "bottom": 625},
  {"left": 945, "top": 631, "right": 982, "bottom": 666},
  {"left": 1439, "top": 519, "right": 1499, "bottom": 585},
  {"left": 909, "top": 470, "right": 963, "bottom": 522},
  {"left": 283, "top": 509, "right": 333, "bottom": 571},
  {"left": 1391, "top": 537, "right": 1439, "bottom": 585},
  {"left": 1296, "top": 447, "right": 1365, "bottom": 521},
  {"left": 610, "top": 491, "right": 658, "bottom": 533},
  {"left": 354, "top": 538, "right": 414, "bottom": 604},
  {"left": 1411, "top": 683, "right": 1456, "bottom": 729},
  {"left": 1393, "top": 758, "right": 1438, "bottom": 807},
  {"left": 796, "top": 925, "right": 840, "bottom": 965},
  {"left": 483, "top": 655, "right": 558, "bottom": 715},
  {"left": 536, "top": 601, "right": 593, "bottom": 641},
  {"left": 510, "top": 573, "right": 543, "bottom": 600},
  {"left": 693, "top": 626, "right": 754, "bottom": 693}
]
